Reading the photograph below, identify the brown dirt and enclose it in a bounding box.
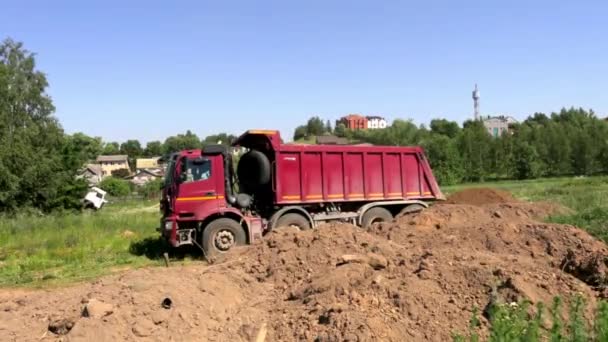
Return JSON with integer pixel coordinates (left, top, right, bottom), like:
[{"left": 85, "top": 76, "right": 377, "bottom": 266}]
[
  {"left": 444, "top": 187, "right": 518, "bottom": 205},
  {"left": 1, "top": 188, "right": 608, "bottom": 341}
]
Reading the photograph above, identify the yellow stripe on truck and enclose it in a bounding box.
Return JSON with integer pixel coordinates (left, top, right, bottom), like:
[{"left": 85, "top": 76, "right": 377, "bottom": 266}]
[{"left": 176, "top": 195, "right": 224, "bottom": 202}]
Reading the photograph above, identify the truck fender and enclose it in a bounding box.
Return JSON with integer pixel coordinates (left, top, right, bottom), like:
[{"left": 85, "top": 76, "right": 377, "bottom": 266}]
[
  {"left": 269, "top": 206, "right": 314, "bottom": 230},
  {"left": 357, "top": 200, "right": 428, "bottom": 226}
]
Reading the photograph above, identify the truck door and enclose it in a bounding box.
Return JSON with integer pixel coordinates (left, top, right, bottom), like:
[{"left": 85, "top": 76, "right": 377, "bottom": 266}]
[{"left": 175, "top": 155, "right": 221, "bottom": 218}]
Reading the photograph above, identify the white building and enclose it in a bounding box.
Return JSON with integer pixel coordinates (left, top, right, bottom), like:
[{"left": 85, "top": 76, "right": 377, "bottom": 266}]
[
  {"left": 366, "top": 116, "right": 388, "bottom": 129},
  {"left": 483, "top": 115, "right": 518, "bottom": 137}
]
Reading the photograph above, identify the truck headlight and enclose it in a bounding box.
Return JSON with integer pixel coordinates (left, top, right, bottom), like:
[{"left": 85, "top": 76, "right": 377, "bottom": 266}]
[{"left": 164, "top": 221, "right": 173, "bottom": 231}]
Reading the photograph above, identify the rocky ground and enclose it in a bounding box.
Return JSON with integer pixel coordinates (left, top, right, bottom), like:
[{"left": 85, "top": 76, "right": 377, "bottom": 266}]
[{"left": 1, "top": 188, "right": 608, "bottom": 341}]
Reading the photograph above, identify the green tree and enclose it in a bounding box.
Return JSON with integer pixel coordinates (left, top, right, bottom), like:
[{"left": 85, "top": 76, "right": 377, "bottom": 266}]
[
  {"left": 571, "top": 129, "right": 595, "bottom": 176},
  {"left": 422, "top": 134, "right": 463, "bottom": 185},
  {"left": 201, "top": 133, "right": 237, "bottom": 146},
  {"left": 163, "top": 130, "right": 200, "bottom": 154},
  {"left": 325, "top": 120, "right": 332, "bottom": 133},
  {"left": 334, "top": 122, "right": 347, "bottom": 137},
  {"left": 293, "top": 125, "right": 308, "bottom": 141},
  {"left": 144, "top": 141, "right": 162, "bottom": 157},
  {"left": 306, "top": 116, "right": 325, "bottom": 136},
  {"left": 99, "top": 177, "right": 131, "bottom": 197},
  {"left": 0, "top": 38, "right": 87, "bottom": 212},
  {"left": 120, "top": 139, "right": 142, "bottom": 171},
  {"left": 510, "top": 140, "right": 541, "bottom": 179},
  {"left": 120, "top": 139, "right": 143, "bottom": 157},
  {"left": 542, "top": 122, "right": 571, "bottom": 176},
  {"left": 457, "top": 120, "right": 492, "bottom": 181},
  {"left": 430, "top": 119, "right": 460, "bottom": 138},
  {"left": 102, "top": 142, "right": 120, "bottom": 155},
  {"left": 62, "top": 132, "right": 103, "bottom": 169}
]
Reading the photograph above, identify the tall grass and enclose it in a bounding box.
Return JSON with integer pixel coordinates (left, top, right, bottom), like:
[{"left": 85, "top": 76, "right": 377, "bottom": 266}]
[
  {"left": 0, "top": 200, "right": 166, "bottom": 287},
  {"left": 453, "top": 296, "right": 608, "bottom": 342}
]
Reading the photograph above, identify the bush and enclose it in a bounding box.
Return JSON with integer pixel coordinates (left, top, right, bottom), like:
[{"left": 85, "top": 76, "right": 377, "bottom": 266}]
[
  {"left": 98, "top": 177, "right": 130, "bottom": 197},
  {"left": 111, "top": 168, "right": 131, "bottom": 178},
  {"left": 139, "top": 178, "right": 163, "bottom": 199}
]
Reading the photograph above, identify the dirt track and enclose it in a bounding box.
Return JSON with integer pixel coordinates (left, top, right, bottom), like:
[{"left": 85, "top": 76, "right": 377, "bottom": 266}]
[{"left": 2, "top": 188, "right": 608, "bottom": 341}]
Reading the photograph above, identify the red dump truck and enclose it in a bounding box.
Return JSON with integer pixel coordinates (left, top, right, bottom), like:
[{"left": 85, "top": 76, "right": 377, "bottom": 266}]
[{"left": 159, "top": 129, "right": 444, "bottom": 256}]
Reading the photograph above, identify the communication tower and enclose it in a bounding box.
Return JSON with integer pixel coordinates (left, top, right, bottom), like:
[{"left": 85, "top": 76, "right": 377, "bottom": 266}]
[{"left": 472, "top": 84, "right": 480, "bottom": 120}]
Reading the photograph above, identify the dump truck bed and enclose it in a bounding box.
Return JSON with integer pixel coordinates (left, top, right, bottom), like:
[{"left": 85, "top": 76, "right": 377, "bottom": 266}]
[{"left": 273, "top": 143, "right": 444, "bottom": 204}]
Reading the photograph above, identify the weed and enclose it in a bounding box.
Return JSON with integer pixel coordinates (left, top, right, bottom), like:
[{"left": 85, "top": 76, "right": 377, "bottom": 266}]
[{"left": 453, "top": 295, "right": 608, "bottom": 342}]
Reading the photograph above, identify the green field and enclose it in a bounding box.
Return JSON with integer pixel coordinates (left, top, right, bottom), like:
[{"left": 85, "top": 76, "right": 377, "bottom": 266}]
[
  {"left": 0, "top": 200, "right": 174, "bottom": 287},
  {"left": 1, "top": 176, "right": 607, "bottom": 287}
]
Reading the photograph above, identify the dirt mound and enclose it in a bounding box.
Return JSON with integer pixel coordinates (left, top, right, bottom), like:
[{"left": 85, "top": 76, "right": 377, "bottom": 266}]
[
  {"left": 1, "top": 200, "right": 607, "bottom": 341},
  {"left": 444, "top": 187, "right": 518, "bottom": 205}
]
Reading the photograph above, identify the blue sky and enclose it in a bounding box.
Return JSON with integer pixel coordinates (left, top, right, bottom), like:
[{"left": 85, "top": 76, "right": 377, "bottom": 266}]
[{"left": 2, "top": 0, "right": 607, "bottom": 143}]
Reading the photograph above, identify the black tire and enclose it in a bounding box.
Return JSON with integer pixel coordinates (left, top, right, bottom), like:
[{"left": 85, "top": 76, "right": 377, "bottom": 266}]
[
  {"left": 361, "top": 207, "right": 393, "bottom": 228},
  {"left": 274, "top": 213, "right": 311, "bottom": 230},
  {"left": 237, "top": 150, "right": 271, "bottom": 192},
  {"left": 398, "top": 204, "right": 425, "bottom": 216},
  {"left": 202, "top": 218, "right": 247, "bottom": 257}
]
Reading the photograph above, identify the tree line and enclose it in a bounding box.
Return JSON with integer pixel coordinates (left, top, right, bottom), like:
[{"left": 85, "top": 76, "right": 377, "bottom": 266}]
[
  {"left": 293, "top": 109, "right": 608, "bottom": 185},
  {"left": 98, "top": 131, "right": 238, "bottom": 158},
  {"left": 71, "top": 130, "right": 238, "bottom": 171}
]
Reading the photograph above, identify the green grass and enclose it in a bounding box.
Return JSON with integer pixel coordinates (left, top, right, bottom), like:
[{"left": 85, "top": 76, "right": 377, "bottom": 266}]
[
  {"left": 444, "top": 175, "right": 608, "bottom": 244},
  {"left": 454, "top": 295, "right": 608, "bottom": 342},
  {"left": 0, "top": 200, "right": 177, "bottom": 287}
]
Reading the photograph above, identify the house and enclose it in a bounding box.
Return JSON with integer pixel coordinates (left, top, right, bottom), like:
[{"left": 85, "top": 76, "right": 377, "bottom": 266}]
[
  {"left": 483, "top": 115, "right": 518, "bottom": 137},
  {"left": 126, "top": 169, "right": 162, "bottom": 186},
  {"left": 366, "top": 116, "right": 388, "bottom": 129},
  {"left": 136, "top": 157, "right": 161, "bottom": 170},
  {"left": 96, "top": 155, "right": 130, "bottom": 177},
  {"left": 337, "top": 114, "right": 368, "bottom": 130},
  {"left": 77, "top": 164, "right": 103, "bottom": 186},
  {"left": 337, "top": 114, "right": 388, "bottom": 130},
  {"left": 315, "top": 135, "right": 349, "bottom": 145}
]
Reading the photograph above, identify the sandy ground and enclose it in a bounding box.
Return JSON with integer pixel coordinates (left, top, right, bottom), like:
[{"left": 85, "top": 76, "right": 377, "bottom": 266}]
[{"left": 1, "top": 188, "right": 607, "bottom": 341}]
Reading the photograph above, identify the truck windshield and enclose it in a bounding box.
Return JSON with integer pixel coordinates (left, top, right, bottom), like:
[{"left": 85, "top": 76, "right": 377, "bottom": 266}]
[{"left": 180, "top": 158, "right": 211, "bottom": 183}]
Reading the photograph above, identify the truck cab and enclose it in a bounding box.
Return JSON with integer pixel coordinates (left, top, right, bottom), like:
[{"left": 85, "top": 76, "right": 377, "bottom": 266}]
[{"left": 159, "top": 145, "right": 263, "bottom": 255}]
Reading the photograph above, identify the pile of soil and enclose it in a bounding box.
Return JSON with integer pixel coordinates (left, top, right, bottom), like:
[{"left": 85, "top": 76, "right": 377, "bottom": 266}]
[
  {"left": 444, "top": 187, "right": 518, "bottom": 205},
  {"left": 1, "top": 188, "right": 607, "bottom": 341}
]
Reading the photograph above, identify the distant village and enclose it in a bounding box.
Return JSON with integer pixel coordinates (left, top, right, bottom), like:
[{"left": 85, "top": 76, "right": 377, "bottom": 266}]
[
  {"left": 318, "top": 112, "right": 519, "bottom": 145},
  {"left": 77, "top": 155, "right": 166, "bottom": 187},
  {"left": 330, "top": 85, "right": 521, "bottom": 140}
]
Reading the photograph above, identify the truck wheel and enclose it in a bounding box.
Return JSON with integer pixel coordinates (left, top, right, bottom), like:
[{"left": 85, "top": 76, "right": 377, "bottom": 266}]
[
  {"left": 275, "top": 213, "right": 311, "bottom": 230},
  {"left": 361, "top": 207, "right": 393, "bottom": 228},
  {"left": 202, "top": 218, "right": 246, "bottom": 256},
  {"left": 398, "top": 204, "right": 424, "bottom": 216}
]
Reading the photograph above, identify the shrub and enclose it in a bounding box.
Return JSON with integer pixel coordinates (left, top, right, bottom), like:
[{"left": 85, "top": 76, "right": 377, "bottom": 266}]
[
  {"left": 111, "top": 168, "right": 131, "bottom": 178},
  {"left": 139, "top": 178, "right": 163, "bottom": 199},
  {"left": 98, "top": 177, "right": 130, "bottom": 197}
]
